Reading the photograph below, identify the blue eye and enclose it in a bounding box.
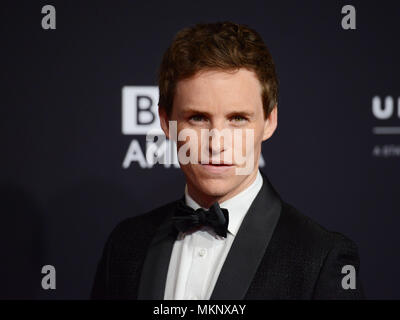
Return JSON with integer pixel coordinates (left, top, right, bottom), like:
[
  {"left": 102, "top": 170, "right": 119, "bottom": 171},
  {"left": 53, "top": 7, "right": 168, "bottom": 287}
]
[
  {"left": 231, "top": 115, "right": 246, "bottom": 122},
  {"left": 190, "top": 115, "right": 206, "bottom": 122}
]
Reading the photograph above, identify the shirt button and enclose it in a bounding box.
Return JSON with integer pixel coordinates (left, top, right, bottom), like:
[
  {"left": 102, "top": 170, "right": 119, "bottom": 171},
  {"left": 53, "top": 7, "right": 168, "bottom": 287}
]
[
  {"left": 198, "top": 248, "right": 207, "bottom": 257},
  {"left": 189, "top": 295, "right": 199, "bottom": 300}
]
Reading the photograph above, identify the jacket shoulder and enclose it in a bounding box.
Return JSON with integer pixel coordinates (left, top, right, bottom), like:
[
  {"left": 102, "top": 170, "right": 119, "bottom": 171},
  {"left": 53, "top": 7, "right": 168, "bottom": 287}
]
[
  {"left": 277, "top": 200, "right": 358, "bottom": 252},
  {"left": 246, "top": 200, "right": 363, "bottom": 299},
  {"left": 108, "top": 199, "right": 179, "bottom": 244},
  {"left": 91, "top": 200, "right": 179, "bottom": 299}
]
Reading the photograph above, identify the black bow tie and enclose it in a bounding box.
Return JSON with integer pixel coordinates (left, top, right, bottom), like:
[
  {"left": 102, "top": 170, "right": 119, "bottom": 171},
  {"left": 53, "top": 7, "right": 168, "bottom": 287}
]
[{"left": 173, "top": 199, "right": 229, "bottom": 238}]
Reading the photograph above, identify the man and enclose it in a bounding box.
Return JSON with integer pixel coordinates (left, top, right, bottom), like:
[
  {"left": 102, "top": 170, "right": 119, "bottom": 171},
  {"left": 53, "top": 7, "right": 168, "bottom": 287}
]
[{"left": 91, "top": 21, "right": 364, "bottom": 299}]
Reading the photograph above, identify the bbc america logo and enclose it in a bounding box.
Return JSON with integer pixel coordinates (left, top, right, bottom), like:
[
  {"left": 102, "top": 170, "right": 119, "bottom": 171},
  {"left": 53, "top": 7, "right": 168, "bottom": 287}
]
[{"left": 121, "top": 86, "right": 266, "bottom": 169}]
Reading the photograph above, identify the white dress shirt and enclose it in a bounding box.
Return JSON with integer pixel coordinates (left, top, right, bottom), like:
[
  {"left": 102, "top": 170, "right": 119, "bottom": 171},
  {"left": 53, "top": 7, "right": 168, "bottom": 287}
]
[{"left": 164, "top": 169, "right": 264, "bottom": 300}]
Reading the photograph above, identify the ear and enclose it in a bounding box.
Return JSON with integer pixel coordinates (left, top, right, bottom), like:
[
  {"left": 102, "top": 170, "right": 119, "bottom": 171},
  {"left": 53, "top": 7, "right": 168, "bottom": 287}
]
[
  {"left": 262, "top": 104, "right": 278, "bottom": 141},
  {"left": 158, "top": 106, "right": 170, "bottom": 139}
]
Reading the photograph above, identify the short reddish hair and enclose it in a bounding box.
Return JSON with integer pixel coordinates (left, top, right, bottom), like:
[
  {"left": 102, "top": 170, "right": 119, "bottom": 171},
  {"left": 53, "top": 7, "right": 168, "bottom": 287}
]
[{"left": 157, "top": 21, "right": 279, "bottom": 118}]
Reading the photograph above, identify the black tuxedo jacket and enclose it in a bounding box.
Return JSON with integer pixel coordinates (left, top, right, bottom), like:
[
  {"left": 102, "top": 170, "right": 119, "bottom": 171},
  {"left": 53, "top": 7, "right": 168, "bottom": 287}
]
[{"left": 91, "top": 171, "right": 365, "bottom": 299}]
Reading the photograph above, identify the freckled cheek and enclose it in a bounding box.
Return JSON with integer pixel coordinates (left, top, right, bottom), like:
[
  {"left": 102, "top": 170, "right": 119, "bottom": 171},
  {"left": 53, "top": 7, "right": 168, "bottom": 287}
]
[
  {"left": 231, "top": 129, "right": 258, "bottom": 155},
  {"left": 176, "top": 128, "right": 203, "bottom": 157}
]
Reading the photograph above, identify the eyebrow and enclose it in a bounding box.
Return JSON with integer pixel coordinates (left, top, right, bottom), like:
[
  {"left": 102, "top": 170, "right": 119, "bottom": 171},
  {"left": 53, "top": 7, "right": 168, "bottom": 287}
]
[
  {"left": 226, "top": 110, "right": 255, "bottom": 118},
  {"left": 181, "top": 108, "right": 212, "bottom": 117},
  {"left": 181, "top": 108, "right": 255, "bottom": 118}
]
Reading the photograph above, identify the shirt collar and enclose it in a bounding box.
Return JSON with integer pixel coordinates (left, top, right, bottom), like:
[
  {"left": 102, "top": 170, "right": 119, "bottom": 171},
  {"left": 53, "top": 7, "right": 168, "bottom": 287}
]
[{"left": 184, "top": 169, "right": 264, "bottom": 236}]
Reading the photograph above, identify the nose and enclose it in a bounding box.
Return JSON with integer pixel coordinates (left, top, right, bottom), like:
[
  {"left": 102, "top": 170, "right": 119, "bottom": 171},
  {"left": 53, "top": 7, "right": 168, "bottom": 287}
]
[
  {"left": 209, "top": 133, "right": 223, "bottom": 155},
  {"left": 208, "top": 120, "right": 227, "bottom": 156}
]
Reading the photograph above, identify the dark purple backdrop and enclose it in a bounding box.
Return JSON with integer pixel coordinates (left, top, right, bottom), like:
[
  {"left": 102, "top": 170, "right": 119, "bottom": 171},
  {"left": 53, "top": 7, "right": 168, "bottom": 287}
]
[{"left": 1, "top": 0, "right": 399, "bottom": 299}]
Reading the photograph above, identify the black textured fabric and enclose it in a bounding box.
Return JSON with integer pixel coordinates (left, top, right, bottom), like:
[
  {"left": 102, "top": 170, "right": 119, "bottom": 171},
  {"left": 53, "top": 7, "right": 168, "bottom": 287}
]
[
  {"left": 173, "top": 199, "right": 229, "bottom": 237},
  {"left": 91, "top": 174, "right": 365, "bottom": 300}
]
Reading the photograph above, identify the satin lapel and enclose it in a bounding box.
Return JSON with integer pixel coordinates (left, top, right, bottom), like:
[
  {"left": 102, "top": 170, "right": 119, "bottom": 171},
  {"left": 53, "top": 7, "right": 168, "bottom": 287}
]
[
  {"left": 210, "top": 172, "right": 282, "bottom": 300},
  {"left": 137, "top": 200, "right": 180, "bottom": 299}
]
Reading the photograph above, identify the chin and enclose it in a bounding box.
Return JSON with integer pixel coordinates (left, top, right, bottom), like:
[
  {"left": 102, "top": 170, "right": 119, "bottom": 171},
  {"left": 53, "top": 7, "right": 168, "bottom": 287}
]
[
  {"left": 182, "top": 163, "right": 255, "bottom": 200},
  {"left": 197, "top": 180, "right": 232, "bottom": 197},
  {"left": 191, "top": 173, "right": 242, "bottom": 198}
]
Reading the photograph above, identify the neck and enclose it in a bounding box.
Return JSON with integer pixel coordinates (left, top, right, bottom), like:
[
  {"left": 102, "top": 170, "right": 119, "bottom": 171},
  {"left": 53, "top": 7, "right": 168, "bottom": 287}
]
[{"left": 186, "top": 169, "right": 259, "bottom": 209}]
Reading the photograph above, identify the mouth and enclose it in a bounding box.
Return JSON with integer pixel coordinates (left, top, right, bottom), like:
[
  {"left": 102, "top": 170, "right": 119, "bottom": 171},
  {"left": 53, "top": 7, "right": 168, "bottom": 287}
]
[{"left": 200, "top": 163, "right": 234, "bottom": 174}]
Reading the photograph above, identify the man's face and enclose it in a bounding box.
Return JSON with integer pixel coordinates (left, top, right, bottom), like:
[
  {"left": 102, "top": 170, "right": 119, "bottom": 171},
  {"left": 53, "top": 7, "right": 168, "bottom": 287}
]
[{"left": 159, "top": 68, "right": 277, "bottom": 207}]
